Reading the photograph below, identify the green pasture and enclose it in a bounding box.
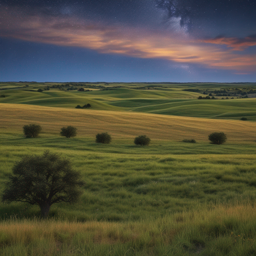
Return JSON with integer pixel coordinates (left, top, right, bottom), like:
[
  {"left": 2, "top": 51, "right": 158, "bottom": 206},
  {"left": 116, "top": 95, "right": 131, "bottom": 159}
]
[
  {"left": 1, "top": 134, "right": 256, "bottom": 222},
  {"left": 1, "top": 82, "right": 256, "bottom": 255},
  {"left": 0, "top": 134, "right": 256, "bottom": 255},
  {"left": 1, "top": 82, "right": 256, "bottom": 120}
]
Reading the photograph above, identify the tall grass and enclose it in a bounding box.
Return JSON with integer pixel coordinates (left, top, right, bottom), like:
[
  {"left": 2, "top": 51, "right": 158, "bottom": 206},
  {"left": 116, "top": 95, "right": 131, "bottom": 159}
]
[
  {"left": 0, "top": 203, "right": 256, "bottom": 255},
  {"left": 1, "top": 135, "right": 256, "bottom": 221}
]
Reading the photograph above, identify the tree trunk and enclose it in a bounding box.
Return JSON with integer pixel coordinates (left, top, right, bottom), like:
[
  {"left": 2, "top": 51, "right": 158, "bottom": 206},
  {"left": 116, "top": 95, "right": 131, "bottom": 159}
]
[{"left": 40, "top": 202, "right": 51, "bottom": 219}]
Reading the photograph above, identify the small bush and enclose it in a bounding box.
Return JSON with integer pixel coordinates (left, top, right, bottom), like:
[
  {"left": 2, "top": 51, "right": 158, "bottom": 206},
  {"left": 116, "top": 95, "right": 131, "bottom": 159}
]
[
  {"left": 134, "top": 135, "right": 151, "bottom": 146},
  {"left": 23, "top": 124, "right": 42, "bottom": 138},
  {"left": 60, "top": 126, "right": 77, "bottom": 138},
  {"left": 0, "top": 95, "right": 6, "bottom": 98},
  {"left": 76, "top": 104, "right": 91, "bottom": 109},
  {"left": 37, "top": 89, "right": 43, "bottom": 92},
  {"left": 83, "top": 104, "right": 91, "bottom": 108},
  {"left": 78, "top": 88, "right": 84, "bottom": 92},
  {"left": 208, "top": 132, "right": 227, "bottom": 145},
  {"left": 182, "top": 139, "right": 196, "bottom": 143},
  {"left": 96, "top": 133, "right": 112, "bottom": 144},
  {"left": 240, "top": 117, "right": 248, "bottom": 121}
]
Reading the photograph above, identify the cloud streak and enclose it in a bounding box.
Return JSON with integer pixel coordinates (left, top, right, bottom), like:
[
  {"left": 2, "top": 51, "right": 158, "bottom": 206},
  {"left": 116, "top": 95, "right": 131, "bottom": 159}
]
[
  {"left": 202, "top": 35, "right": 256, "bottom": 51},
  {"left": 0, "top": 7, "right": 255, "bottom": 72}
]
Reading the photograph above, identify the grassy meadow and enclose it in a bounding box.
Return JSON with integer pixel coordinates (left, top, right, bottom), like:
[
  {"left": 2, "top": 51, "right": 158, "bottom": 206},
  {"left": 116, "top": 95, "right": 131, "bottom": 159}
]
[
  {"left": 1, "top": 82, "right": 256, "bottom": 121},
  {"left": 1, "top": 204, "right": 256, "bottom": 256},
  {"left": 0, "top": 82, "right": 256, "bottom": 255}
]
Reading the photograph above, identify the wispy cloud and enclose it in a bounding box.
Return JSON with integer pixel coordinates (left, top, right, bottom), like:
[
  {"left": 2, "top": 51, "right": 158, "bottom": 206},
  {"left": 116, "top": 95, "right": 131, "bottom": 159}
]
[
  {"left": 0, "top": 7, "right": 255, "bottom": 72},
  {"left": 202, "top": 35, "right": 256, "bottom": 51}
]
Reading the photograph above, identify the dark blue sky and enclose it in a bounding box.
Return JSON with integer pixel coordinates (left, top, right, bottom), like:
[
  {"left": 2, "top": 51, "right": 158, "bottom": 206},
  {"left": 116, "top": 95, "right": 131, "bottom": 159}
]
[{"left": 0, "top": 0, "right": 255, "bottom": 82}]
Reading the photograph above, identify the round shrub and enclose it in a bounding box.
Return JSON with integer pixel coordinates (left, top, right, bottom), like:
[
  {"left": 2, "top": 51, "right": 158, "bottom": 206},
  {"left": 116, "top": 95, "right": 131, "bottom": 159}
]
[
  {"left": 23, "top": 124, "right": 42, "bottom": 138},
  {"left": 60, "top": 126, "right": 77, "bottom": 138},
  {"left": 208, "top": 132, "right": 227, "bottom": 145},
  {"left": 96, "top": 132, "right": 112, "bottom": 144},
  {"left": 134, "top": 135, "right": 151, "bottom": 146},
  {"left": 83, "top": 104, "right": 91, "bottom": 108},
  {"left": 240, "top": 117, "right": 248, "bottom": 121},
  {"left": 182, "top": 139, "right": 196, "bottom": 143}
]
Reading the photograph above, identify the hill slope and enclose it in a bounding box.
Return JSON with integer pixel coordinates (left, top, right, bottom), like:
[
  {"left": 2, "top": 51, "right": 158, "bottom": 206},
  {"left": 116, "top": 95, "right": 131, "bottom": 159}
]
[{"left": 0, "top": 103, "right": 255, "bottom": 142}]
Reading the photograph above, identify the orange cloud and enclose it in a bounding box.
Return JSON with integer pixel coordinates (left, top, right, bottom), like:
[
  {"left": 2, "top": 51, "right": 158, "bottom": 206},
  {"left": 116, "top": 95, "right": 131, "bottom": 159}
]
[
  {"left": 202, "top": 35, "right": 256, "bottom": 51},
  {"left": 0, "top": 7, "right": 256, "bottom": 72}
]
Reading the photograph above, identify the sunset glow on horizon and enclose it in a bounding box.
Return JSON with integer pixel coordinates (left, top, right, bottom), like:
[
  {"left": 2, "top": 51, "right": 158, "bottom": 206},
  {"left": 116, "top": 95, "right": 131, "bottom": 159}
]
[{"left": 0, "top": 0, "right": 255, "bottom": 82}]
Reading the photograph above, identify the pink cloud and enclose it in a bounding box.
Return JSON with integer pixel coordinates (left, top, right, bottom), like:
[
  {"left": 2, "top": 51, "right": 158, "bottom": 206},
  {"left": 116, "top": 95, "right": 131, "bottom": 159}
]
[{"left": 0, "top": 7, "right": 255, "bottom": 72}]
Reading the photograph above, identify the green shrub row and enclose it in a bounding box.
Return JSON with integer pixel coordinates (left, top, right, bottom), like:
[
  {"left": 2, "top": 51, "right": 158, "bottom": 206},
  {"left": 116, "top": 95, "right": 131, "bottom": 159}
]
[
  {"left": 23, "top": 124, "right": 228, "bottom": 145},
  {"left": 22, "top": 124, "right": 152, "bottom": 145}
]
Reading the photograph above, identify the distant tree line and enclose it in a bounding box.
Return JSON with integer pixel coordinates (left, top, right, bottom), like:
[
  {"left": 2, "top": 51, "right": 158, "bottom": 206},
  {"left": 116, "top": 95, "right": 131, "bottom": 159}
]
[{"left": 75, "top": 104, "right": 91, "bottom": 109}]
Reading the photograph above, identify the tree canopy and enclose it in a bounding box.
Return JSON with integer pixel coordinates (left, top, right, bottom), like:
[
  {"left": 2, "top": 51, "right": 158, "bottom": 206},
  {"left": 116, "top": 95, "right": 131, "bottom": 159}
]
[
  {"left": 134, "top": 135, "right": 151, "bottom": 146},
  {"left": 2, "top": 151, "right": 85, "bottom": 218},
  {"left": 96, "top": 132, "right": 112, "bottom": 144},
  {"left": 60, "top": 126, "right": 77, "bottom": 138},
  {"left": 23, "top": 124, "right": 42, "bottom": 138},
  {"left": 208, "top": 132, "right": 227, "bottom": 145}
]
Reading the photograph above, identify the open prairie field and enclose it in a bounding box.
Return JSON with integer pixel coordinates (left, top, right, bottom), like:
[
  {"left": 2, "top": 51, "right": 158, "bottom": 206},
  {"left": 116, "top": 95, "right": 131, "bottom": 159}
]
[
  {"left": 1, "top": 82, "right": 256, "bottom": 121},
  {"left": 1, "top": 82, "right": 256, "bottom": 255},
  {"left": 0, "top": 103, "right": 256, "bottom": 142}
]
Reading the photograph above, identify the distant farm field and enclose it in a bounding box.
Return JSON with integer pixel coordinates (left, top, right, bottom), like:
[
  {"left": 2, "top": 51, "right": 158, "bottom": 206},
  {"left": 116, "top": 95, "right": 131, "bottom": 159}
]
[{"left": 1, "top": 82, "right": 256, "bottom": 121}]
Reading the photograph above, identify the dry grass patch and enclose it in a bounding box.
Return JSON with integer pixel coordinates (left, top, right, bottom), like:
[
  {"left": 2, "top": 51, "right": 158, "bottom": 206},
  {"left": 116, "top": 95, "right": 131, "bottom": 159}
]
[
  {"left": 1, "top": 203, "right": 256, "bottom": 256},
  {"left": 0, "top": 103, "right": 256, "bottom": 142}
]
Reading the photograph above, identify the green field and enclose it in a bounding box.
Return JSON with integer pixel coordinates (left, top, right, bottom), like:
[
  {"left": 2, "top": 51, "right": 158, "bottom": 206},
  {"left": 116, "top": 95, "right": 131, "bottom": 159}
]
[
  {"left": 0, "top": 82, "right": 256, "bottom": 255},
  {"left": 1, "top": 82, "right": 256, "bottom": 120}
]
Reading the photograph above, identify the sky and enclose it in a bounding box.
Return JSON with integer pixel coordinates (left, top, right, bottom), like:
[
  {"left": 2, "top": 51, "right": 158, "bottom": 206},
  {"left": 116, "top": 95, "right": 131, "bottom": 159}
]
[{"left": 0, "top": 0, "right": 256, "bottom": 82}]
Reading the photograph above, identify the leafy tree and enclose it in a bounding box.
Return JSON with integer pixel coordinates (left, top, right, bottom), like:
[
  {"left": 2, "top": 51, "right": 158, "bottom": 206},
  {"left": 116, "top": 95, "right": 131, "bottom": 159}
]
[
  {"left": 23, "top": 124, "right": 42, "bottom": 138},
  {"left": 134, "top": 135, "right": 151, "bottom": 146},
  {"left": 96, "top": 132, "right": 112, "bottom": 144},
  {"left": 60, "top": 126, "right": 77, "bottom": 138},
  {"left": 75, "top": 105, "right": 82, "bottom": 109},
  {"left": 208, "top": 132, "right": 227, "bottom": 145},
  {"left": 37, "top": 89, "right": 43, "bottom": 92},
  {"left": 2, "top": 151, "right": 85, "bottom": 218}
]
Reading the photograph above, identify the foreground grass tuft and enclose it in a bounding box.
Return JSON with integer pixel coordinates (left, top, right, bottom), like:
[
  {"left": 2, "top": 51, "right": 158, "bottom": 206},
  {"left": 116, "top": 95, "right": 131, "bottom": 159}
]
[{"left": 0, "top": 204, "right": 256, "bottom": 255}]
